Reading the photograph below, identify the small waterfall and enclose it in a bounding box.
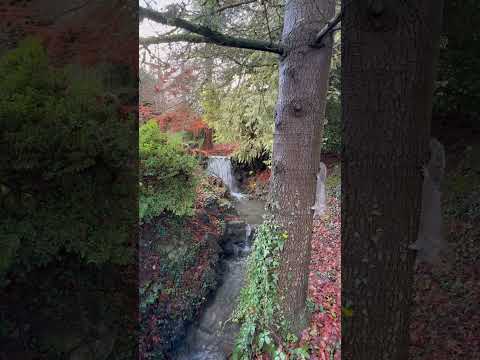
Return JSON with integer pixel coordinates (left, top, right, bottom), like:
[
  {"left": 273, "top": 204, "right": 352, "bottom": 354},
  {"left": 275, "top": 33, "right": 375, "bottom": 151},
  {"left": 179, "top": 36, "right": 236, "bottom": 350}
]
[
  {"left": 207, "top": 156, "right": 239, "bottom": 193},
  {"left": 244, "top": 224, "right": 252, "bottom": 253},
  {"left": 245, "top": 223, "right": 252, "bottom": 242}
]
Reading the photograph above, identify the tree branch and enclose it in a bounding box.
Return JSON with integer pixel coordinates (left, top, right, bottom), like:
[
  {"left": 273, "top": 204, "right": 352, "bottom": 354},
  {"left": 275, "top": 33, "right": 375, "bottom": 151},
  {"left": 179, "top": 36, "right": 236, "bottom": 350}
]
[
  {"left": 312, "top": 10, "right": 343, "bottom": 47},
  {"left": 140, "top": 33, "right": 214, "bottom": 46},
  {"left": 216, "top": 0, "right": 257, "bottom": 13},
  {"left": 262, "top": 2, "right": 274, "bottom": 44},
  {"left": 139, "top": 6, "right": 283, "bottom": 54}
]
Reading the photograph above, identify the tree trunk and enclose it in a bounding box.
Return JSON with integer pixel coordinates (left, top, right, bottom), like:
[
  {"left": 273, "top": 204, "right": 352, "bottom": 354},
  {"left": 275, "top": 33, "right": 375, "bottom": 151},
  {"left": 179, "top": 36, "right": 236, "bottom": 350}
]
[
  {"left": 341, "top": 1, "right": 444, "bottom": 359},
  {"left": 201, "top": 127, "right": 213, "bottom": 150},
  {"left": 269, "top": 0, "right": 335, "bottom": 334}
]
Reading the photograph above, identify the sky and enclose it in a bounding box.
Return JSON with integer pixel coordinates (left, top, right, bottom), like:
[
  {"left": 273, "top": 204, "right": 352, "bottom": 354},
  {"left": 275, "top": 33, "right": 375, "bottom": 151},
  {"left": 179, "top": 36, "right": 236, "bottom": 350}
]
[
  {"left": 139, "top": 0, "right": 176, "bottom": 37},
  {"left": 139, "top": 0, "right": 178, "bottom": 64}
]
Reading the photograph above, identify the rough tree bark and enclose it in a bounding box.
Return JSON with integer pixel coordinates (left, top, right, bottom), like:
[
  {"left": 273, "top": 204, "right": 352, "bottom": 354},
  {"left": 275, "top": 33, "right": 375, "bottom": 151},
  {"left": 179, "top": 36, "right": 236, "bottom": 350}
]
[
  {"left": 341, "top": 1, "right": 444, "bottom": 359},
  {"left": 268, "top": 0, "right": 335, "bottom": 334}
]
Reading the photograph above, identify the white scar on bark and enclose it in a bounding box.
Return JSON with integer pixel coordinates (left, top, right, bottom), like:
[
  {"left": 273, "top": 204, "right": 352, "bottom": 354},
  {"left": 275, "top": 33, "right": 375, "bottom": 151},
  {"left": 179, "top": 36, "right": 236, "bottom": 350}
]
[
  {"left": 312, "top": 162, "right": 327, "bottom": 217},
  {"left": 409, "top": 138, "right": 447, "bottom": 266}
]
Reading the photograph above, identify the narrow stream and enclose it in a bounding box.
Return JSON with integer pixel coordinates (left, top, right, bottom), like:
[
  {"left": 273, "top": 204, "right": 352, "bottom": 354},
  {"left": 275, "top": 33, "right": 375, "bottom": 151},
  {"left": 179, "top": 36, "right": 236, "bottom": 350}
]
[{"left": 175, "top": 156, "right": 265, "bottom": 360}]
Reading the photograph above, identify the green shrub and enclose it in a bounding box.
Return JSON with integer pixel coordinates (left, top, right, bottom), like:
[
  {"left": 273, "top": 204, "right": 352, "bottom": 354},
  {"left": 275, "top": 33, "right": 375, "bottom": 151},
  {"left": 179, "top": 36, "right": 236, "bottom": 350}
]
[
  {"left": 139, "top": 121, "right": 198, "bottom": 222},
  {"left": 323, "top": 88, "right": 342, "bottom": 154},
  {"left": 325, "top": 164, "right": 341, "bottom": 199},
  {"left": 433, "top": 0, "right": 480, "bottom": 118},
  {"left": 322, "top": 50, "right": 342, "bottom": 154},
  {"left": 0, "top": 38, "right": 136, "bottom": 279}
]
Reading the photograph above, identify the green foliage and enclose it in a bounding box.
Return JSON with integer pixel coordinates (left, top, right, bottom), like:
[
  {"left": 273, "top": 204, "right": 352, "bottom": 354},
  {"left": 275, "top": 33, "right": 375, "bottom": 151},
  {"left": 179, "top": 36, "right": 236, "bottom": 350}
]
[
  {"left": 290, "top": 346, "right": 311, "bottom": 360},
  {"left": 201, "top": 40, "right": 343, "bottom": 164},
  {"left": 434, "top": 0, "right": 480, "bottom": 118},
  {"left": 325, "top": 164, "right": 341, "bottom": 199},
  {"left": 231, "top": 218, "right": 288, "bottom": 359},
  {"left": 201, "top": 56, "right": 278, "bottom": 164},
  {"left": 0, "top": 38, "right": 135, "bottom": 279},
  {"left": 139, "top": 213, "right": 221, "bottom": 358},
  {"left": 444, "top": 145, "right": 480, "bottom": 220},
  {"left": 139, "top": 120, "right": 198, "bottom": 221},
  {"left": 232, "top": 218, "right": 316, "bottom": 359},
  {"left": 323, "top": 42, "right": 342, "bottom": 154}
]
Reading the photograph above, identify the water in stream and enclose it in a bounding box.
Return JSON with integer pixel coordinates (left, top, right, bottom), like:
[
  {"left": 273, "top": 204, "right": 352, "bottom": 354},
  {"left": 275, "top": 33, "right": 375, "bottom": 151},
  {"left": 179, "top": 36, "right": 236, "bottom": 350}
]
[{"left": 175, "top": 156, "right": 265, "bottom": 360}]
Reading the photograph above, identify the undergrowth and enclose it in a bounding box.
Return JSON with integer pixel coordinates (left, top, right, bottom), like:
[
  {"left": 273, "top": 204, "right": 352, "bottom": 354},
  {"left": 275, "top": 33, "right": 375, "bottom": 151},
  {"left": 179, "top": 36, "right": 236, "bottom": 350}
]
[
  {"left": 231, "top": 218, "right": 310, "bottom": 360},
  {"left": 444, "top": 144, "right": 480, "bottom": 221},
  {"left": 325, "top": 164, "right": 341, "bottom": 199},
  {"left": 139, "top": 213, "right": 220, "bottom": 359},
  {"left": 0, "top": 38, "right": 136, "bottom": 279},
  {"left": 231, "top": 218, "right": 286, "bottom": 358}
]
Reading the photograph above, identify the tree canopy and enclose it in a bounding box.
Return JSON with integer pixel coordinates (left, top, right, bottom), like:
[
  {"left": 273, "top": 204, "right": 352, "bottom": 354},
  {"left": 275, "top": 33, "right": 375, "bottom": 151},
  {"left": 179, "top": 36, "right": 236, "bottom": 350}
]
[{"left": 140, "top": 0, "right": 342, "bottom": 163}]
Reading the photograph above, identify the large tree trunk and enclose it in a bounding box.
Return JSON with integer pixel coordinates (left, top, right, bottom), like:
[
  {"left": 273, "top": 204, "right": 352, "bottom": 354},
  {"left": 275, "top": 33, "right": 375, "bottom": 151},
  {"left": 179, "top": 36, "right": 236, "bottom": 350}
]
[
  {"left": 341, "top": 1, "right": 444, "bottom": 359},
  {"left": 269, "top": 0, "right": 335, "bottom": 334}
]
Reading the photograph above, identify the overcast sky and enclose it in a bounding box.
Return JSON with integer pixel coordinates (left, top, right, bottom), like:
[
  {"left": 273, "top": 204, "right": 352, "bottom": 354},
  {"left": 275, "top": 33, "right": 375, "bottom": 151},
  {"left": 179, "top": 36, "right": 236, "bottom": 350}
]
[{"left": 139, "top": 0, "right": 177, "bottom": 37}]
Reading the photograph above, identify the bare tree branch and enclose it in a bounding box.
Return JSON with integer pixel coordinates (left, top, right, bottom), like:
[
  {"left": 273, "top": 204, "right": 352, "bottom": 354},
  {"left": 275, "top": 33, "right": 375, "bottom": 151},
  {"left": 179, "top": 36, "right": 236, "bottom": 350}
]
[
  {"left": 312, "top": 10, "right": 342, "bottom": 47},
  {"left": 262, "top": 2, "right": 274, "bottom": 44},
  {"left": 139, "top": 6, "right": 283, "bottom": 54},
  {"left": 216, "top": 0, "right": 257, "bottom": 13},
  {"left": 140, "top": 33, "right": 213, "bottom": 46},
  {"left": 54, "top": 0, "right": 93, "bottom": 21}
]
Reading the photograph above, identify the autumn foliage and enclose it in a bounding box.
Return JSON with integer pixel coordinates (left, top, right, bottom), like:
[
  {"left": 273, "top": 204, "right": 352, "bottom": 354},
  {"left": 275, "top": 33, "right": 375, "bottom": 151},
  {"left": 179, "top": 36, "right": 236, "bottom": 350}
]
[
  {"left": 300, "top": 196, "right": 341, "bottom": 359},
  {"left": 140, "top": 103, "right": 239, "bottom": 155},
  {"left": 154, "top": 108, "right": 202, "bottom": 133},
  {"left": 0, "top": 2, "right": 137, "bottom": 69},
  {"left": 139, "top": 104, "right": 154, "bottom": 121}
]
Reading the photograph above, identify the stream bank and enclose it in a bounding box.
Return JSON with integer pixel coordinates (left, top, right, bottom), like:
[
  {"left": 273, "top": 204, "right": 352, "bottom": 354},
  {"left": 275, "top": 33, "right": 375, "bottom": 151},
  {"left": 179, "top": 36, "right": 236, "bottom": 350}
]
[
  {"left": 174, "top": 156, "right": 266, "bottom": 360},
  {"left": 139, "top": 175, "right": 236, "bottom": 359},
  {"left": 139, "top": 158, "right": 266, "bottom": 359}
]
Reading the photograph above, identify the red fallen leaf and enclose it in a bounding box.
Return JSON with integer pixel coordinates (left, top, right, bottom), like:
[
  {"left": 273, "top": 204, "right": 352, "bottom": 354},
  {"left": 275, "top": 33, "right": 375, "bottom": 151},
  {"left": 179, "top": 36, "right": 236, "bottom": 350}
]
[{"left": 299, "top": 196, "right": 341, "bottom": 358}]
